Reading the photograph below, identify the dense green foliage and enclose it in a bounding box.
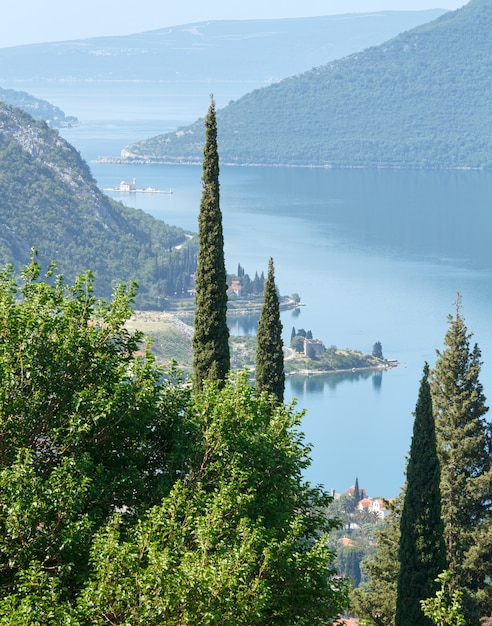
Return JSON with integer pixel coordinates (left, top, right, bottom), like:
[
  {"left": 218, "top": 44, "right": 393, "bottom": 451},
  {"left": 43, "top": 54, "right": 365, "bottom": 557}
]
[
  {"left": 127, "top": 0, "right": 492, "bottom": 169},
  {"left": 0, "top": 102, "right": 196, "bottom": 309},
  {"left": 255, "top": 258, "right": 285, "bottom": 402},
  {"left": 351, "top": 497, "right": 402, "bottom": 625},
  {"left": 192, "top": 98, "right": 230, "bottom": 389},
  {"left": 353, "top": 300, "right": 492, "bottom": 625},
  {"left": 77, "top": 374, "right": 348, "bottom": 624},
  {"left": 420, "top": 571, "right": 466, "bottom": 626},
  {"left": 0, "top": 258, "right": 189, "bottom": 614},
  {"left": 396, "top": 364, "right": 446, "bottom": 626},
  {"left": 430, "top": 299, "right": 492, "bottom": 623},
  {"left": 0, "top": 262, "right": 348, "bottom": 624},
  {"left": 372, "top": 341, "right": 383, "bottom": 359}
]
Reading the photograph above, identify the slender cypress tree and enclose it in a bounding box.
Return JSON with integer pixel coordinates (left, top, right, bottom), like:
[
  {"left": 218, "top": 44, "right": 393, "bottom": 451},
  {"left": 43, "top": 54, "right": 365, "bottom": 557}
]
[
  {"left": 396, "top": 363, "right": 446, "bottom": 626},
  {"left": 353, "top": 477, "right": 361, "bottom": 503},
  {"left": 255, "top": 257, "right": 284, "bottom": 402},
  {"left": 192, "top": 97, "right": 230, "bottom": 390},
  {"left": 430, "top": 296, "right": 492, "bottom": 624}
]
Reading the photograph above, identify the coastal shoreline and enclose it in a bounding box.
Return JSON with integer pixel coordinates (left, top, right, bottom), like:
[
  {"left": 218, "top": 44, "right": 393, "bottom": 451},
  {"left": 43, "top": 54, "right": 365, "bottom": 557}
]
[
  {"left": 285, "top": 363, "right": 398, "bottom": 377},
  {"left": 129, "top": 310, "right": 399, "bottom": 377},
  {"left": 96, "top": 155, "right": 486, "bottom": 171}
]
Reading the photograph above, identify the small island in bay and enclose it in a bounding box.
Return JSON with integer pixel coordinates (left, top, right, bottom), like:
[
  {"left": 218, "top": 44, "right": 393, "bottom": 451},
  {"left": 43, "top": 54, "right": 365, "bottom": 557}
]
[{"left": 282, "top": 332, "right": 397, "bottom": 376}]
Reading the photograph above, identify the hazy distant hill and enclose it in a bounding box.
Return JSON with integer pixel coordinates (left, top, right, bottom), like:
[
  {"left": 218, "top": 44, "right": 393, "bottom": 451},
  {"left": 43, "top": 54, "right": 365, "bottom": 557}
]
[
  {"left": 0, "top": 103, "right": 194, "bottom": 308},
  {"left": 0, "top": 88, "right": 77, "bottom": 128},
  {"left": 123, "top": 0, "right": 492, "bottom": 169},
  {"left": 0, "top": 11, "right": 445, "bottom": 118}
]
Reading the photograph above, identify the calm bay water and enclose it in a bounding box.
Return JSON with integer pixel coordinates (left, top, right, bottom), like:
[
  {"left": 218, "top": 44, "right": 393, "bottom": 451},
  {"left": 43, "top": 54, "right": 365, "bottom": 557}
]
[{"left": 59, "top": 119, "right": 492, "bottom": 498}]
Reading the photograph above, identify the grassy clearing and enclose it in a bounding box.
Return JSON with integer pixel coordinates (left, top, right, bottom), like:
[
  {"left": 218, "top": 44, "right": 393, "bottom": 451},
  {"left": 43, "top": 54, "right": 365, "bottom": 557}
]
[
  {"left": 126, "top": 311, "right": 193, "bottom": 370},
  {"left": 127, "top": 312, "right": 389, "bottom": 377},
  {"left": 127, "top": 312, "right": 257, "bottom": 374}
]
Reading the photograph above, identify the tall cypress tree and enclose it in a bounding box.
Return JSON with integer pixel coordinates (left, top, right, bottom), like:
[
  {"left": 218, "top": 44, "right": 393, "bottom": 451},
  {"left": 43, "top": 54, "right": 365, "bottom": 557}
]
[
  {"left": 353, "top": 476, "right": 361, "bottom": 503},
  {"left": 192, "top": 97, "right": 230, "bottom": 390},
  {"left": 430, "top": 296, "right": 492, "bottom": 624},
  {"left": 255, "top": 257, "right": 284, "bottom": 402},
  {"left": 396, "top": 363, "right": 446, "bottom": 626}
]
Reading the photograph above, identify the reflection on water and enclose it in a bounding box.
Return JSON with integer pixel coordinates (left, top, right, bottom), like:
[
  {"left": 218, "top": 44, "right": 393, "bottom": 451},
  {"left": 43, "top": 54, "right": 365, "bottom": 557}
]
[
  {"left": 228, "top": 313, "right": 259, "bottom": 336},
  {"left": 289, "top": 369, "right": 379, "bottom": 396},
  {"left": 372, "top": 370, "right": 383, "bottom": 391}
]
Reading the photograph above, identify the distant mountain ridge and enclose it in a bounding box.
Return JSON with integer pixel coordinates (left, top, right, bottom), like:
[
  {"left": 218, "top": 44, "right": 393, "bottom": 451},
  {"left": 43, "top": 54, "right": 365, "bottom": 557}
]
[
  {"left": 0, "top": 11, "right": 446, "bottom": 119},
  {"left": 0, "top": 103, "right": 193, "bottom": 308},
  {"left": 122, "top": 0, "right": 492, "bottom": 169}
]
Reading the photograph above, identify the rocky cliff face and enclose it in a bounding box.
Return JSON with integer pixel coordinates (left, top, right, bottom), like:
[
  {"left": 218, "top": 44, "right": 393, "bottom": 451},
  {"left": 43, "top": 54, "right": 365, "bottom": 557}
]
[
  {"left": 0, "top": 103, "right": 80, "bottom": 167},
  {"left": 0, "top": 103, "right": 189, "bottom": 306},
  {"left": 0, "top": 103, "right": 106, "bottom": 213}
]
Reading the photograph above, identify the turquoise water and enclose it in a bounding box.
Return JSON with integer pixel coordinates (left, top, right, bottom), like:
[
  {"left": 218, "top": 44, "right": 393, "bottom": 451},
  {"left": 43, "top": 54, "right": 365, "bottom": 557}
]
[{"left": 60, "top": 121, "right": 492, "bottom": 498}]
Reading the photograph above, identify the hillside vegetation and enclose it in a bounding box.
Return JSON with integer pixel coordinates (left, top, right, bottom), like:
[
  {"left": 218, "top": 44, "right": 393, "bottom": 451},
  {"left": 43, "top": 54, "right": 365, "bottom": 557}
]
[
  {"left": 123, "top": 0, "right": 492, "bottom": 169},
  {"left": 0, "top": 12, "right": 445, "bottom": 84},
  {"left": 0, "top": 87, "right": 77, "bottom": 127},
  {"left": 0, "top": 11, "right": 445, "bottom": 119},
  {"left": 0, "top": 266, "right": 348, "bottom": 623},
  {"left": 126, "top": 311, "right": 385, "bottom": 377},
  {"left": 0, "top": 103, "right": 196, "bottom": 308}
]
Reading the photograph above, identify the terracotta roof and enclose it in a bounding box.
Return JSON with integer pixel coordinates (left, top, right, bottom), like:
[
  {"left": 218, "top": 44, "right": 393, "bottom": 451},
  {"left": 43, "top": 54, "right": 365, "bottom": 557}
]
[{"left": 339, "top": 537, "right": 355, "bottom": 547}]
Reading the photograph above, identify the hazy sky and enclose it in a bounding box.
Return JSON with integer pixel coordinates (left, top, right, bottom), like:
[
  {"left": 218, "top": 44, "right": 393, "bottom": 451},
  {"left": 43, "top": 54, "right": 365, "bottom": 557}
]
[{"left": 1, "top": 0, "right": 467, "bottom": 48}]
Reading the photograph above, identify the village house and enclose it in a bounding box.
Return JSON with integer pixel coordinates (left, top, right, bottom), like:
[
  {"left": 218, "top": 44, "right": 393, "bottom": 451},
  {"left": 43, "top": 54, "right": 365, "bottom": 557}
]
[
  {"left": 304, "top": 337, "right": 325, "bottom": 356},
  {"left": 356, "top": 497, "right": 392, "bottom": 519},
  {"left": 227, "top": 280, "right": 242, "bottom": 297},
  {"left": 116, "top": 178, "right": 136, "bottom": 192}
]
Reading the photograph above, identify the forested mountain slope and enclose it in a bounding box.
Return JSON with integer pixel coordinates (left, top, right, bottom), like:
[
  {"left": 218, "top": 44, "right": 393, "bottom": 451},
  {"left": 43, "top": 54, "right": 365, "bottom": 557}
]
[
  {"left": 0, "top": 103, "right": 194, "bottom": 307},
  {"left": 0, "top": 11, "right": 445, "bottom": 119},
  {"left": 0, "top": 87, "right": 77, "bottom": 127},
  {"left": 123, "top": 0, "right": 492, "bottom": 169},
  {"left": 0, "top": 11, "right": 445, "bottom": 84}
]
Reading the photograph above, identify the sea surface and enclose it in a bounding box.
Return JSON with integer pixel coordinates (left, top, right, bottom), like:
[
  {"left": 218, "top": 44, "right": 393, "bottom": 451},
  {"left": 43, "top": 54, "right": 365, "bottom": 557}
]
[{"left": 57, "top": 115, "right": 492, "bottom": 499}]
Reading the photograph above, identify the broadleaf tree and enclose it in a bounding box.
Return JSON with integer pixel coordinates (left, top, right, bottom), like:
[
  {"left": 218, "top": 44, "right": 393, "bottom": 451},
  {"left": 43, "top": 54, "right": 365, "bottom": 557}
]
[
  {"left": 78, "top": 373, "right": 349, "bottom": 624},
  {"left": 192, "top": 97, "right": 230, "bottom": 390},
  {"left": 0, "top": 257, "right": 349, "bottom": 624},
  {"left": 255, "top": 257, "right": 284, "bottom": 402},
  {"left": 0, "top": 255, "right": 190, "bottom": 613}
]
